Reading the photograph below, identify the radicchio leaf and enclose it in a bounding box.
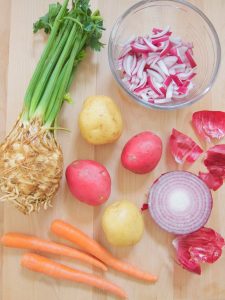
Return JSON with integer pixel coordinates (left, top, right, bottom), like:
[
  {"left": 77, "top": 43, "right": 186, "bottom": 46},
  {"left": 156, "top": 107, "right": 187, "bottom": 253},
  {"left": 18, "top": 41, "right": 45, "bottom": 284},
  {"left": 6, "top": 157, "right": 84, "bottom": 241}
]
[
  {"left": 204, "top": 145, "right": 225, "bottom": 178},
  {"left": 173, "top": 227, "right": 225, "bottom": 275},
  {"left": 199, "top": 172, "right": 223, "bottom": 191},
  {"left": 169, "top": 128, "right": 203, "bottom": 164},
  {"left": 141, "top": 203, "right": 149, "bottom": 212},
  {"left": 192, "top": 111, "right": 225, "bottom": 142}
]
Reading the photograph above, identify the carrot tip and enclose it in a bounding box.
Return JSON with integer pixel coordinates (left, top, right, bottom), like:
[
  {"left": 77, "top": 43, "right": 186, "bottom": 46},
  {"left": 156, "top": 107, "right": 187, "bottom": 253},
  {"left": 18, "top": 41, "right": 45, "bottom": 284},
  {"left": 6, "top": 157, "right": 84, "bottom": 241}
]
[{"left": 151, "top": 276, "right": 158, "bottom": 282}]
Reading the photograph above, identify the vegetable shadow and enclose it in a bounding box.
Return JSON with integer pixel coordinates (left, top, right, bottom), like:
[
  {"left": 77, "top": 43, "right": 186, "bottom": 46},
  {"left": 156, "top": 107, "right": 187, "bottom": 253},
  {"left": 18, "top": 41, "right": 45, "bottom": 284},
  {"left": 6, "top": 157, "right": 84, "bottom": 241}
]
[
  {"left": 144, "top": 214, "right": 194, "bottom": 288},
  {"left": 116, "top": 161, "right": 152, "bottom": 194},
  {"left": 63, "top": 183, "right": 95, "bottom": 226},
  {"left": 144, "top": 211, "right": 174, "bottom": 248}
]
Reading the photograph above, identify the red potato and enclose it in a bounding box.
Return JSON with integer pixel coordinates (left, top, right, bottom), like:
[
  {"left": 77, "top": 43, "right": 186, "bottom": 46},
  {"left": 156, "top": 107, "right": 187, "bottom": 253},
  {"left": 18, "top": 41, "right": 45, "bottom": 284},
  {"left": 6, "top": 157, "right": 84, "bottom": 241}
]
[
  {"left": 121, "top": 131, "right": 162, "bottom": 174},
  {"left": 66, "top": 160, "right": 111, "bottom": 206}
]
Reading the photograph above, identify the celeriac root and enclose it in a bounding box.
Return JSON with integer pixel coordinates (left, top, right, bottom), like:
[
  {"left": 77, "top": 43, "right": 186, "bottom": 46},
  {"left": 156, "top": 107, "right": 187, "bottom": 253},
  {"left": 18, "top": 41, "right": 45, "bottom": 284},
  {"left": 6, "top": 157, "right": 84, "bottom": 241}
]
[
  {"left": 0, "top": 118, "right": 63, "bottom": 214},
  {"left": 0, "top": 0, "right": 104, "bottom": 215}
]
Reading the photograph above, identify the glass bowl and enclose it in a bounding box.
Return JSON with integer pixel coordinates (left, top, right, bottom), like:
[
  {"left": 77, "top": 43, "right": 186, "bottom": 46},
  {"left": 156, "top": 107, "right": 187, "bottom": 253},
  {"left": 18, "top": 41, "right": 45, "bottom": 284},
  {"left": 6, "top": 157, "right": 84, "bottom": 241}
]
[{"left": 108, "top": 0, "right": 221, "bottom": 110}]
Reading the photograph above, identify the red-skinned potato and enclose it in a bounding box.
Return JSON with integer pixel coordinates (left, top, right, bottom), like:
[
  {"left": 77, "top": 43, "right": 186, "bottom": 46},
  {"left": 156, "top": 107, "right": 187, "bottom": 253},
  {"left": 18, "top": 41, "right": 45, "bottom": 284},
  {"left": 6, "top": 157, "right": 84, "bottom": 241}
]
[
  {"left": 66, "top": 160, "right": 111, "bottom": 206},
  {"left": 121, "top": 131, "right": 162, "bottom": 174}
]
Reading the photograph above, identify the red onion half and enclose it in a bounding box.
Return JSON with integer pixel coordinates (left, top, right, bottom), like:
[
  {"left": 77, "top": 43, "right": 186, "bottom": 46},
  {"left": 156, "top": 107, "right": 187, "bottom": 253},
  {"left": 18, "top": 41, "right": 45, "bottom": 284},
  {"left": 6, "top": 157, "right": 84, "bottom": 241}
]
[{"left": 148, "top": 171, "right": 212, "bottom": 234}]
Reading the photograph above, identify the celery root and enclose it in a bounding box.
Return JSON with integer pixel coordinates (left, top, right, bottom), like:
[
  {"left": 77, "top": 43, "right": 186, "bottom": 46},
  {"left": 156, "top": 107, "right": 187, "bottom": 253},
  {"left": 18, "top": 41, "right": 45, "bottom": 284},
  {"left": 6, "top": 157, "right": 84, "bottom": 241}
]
[
  {"left": 0, "top": 0, "right": 104, "bottom": 214},
  {"left": 0, "top": 119, "right": 63, "bottom": 214}
]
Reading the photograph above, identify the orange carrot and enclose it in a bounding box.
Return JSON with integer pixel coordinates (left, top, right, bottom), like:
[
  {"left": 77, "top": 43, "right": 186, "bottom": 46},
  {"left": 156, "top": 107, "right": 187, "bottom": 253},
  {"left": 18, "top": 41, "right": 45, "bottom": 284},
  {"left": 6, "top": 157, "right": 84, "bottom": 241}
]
[
  {"left": 1, "top": 232, "right": 106, "bottom": 271},
  {"left": 21, "top": 253, "right": 127, "bottom": 299},
  {"left": 51, "top": 220, "right": 157, "bottom": 283}
]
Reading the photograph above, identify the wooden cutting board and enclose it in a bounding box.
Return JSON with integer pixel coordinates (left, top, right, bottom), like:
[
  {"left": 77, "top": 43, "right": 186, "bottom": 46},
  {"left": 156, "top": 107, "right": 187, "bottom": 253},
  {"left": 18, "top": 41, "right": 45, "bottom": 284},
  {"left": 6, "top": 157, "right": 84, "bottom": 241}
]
[{"left": 1, "top": 0, "right": 225, "bottom": 299}]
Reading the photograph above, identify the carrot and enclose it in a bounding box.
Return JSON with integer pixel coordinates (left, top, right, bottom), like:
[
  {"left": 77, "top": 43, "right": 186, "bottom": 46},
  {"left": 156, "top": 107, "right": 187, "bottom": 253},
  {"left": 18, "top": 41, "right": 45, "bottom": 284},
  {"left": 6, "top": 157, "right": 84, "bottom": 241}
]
[
  {"left": 1, "top": 232, "right": 106, "bottom": 271},
  {"left": 51, "top": 220, "right": 158, "bottom": 283},
  {"left": 21, "top": 253, "right": 127, "bottom": 299}
]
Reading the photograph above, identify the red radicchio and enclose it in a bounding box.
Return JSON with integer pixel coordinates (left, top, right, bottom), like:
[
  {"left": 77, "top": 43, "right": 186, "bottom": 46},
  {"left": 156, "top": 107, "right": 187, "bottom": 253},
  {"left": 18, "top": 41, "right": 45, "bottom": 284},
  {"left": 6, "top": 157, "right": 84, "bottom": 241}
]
[
  {"left": 192, "top": 111, "right": 225, "bottom": 142},
  {"left": 199, "top": 172, "right": 223, "bottom": 191},
  {"left": 173, "top": 227, "right": 225, "bottom": 275},
  {"left": 141, "top": 203, "right": 149, "bottom": 212},
  {"left": 169, "top": 128, "right": 203, "bottom": 164},
  {"left": 204, "top": 145, "right": 225, "bottom": 178}
]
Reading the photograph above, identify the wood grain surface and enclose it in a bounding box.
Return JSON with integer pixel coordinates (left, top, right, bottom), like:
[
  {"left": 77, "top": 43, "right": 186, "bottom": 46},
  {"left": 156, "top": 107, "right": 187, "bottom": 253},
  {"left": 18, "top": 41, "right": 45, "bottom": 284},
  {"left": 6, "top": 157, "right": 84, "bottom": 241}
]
[{"left": 1, "top": 1, "right": 225, "bottom": 299}]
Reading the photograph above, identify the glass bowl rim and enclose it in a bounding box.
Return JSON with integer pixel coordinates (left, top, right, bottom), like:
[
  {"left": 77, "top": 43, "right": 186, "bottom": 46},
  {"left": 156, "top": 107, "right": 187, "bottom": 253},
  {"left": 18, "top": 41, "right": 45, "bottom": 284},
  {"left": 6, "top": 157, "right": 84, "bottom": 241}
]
[{"left": 108, "top": 0, "right": 221, "bottom": 110}]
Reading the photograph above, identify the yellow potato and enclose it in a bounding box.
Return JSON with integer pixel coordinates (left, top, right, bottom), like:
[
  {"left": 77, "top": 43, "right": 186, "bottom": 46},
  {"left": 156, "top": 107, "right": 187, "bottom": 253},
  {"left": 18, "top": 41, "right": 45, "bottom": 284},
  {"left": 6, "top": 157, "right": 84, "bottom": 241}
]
[
  {"left": 78, "top": 95, "right": 123, "bottom": 145},
  {"left": 101, "top": 200, "right": 144, "bottom": 247}
]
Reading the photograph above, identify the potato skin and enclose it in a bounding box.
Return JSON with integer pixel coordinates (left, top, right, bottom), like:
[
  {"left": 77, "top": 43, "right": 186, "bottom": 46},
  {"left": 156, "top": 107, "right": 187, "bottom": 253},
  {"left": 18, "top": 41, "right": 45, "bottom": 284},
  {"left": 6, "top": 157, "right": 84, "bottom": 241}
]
[
  {"left": 121, "top": 131, "right": 162, "bottom": 174},
  {"left": 66, "top": 160, "right": 111, "bottom": 206},
  {"left": 101, "top": 200, "right": 144, "bottom": 247},
  {"left": 78, "top": 95, "right": 123, "bottom": 145}
]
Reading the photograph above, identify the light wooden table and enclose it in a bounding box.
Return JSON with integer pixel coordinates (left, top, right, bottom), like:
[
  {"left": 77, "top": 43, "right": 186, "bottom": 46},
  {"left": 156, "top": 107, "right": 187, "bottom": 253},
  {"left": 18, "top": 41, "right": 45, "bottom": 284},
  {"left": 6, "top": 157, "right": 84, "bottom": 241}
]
[{"left": 1, "top": 0, "right": 225, "bottom": 299}]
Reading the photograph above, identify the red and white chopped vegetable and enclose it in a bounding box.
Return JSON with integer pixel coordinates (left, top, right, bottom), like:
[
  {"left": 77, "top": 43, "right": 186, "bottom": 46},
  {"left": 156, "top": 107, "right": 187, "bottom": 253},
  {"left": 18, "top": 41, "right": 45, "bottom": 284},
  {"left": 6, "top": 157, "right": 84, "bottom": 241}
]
[
  {"left": 169, "top": 128, "right": 203, "bottom": 164},
  {"left": 118, "top": 26, "right": 197, "bottom": 104},
  {"left": 148, "top": 171, "right": 212, "bottom": 234},
  {"left": 199, "top": 172, "right": 223, "bottom": 191},
  {"left": 204, "top": 145, "right": 225, "bottom": 178},
  {"left": 192, "top": 111, "right": 225, "bottom": 142},
  {"left": 173, "top": 227, "right": 225, "bottom": 275}
]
